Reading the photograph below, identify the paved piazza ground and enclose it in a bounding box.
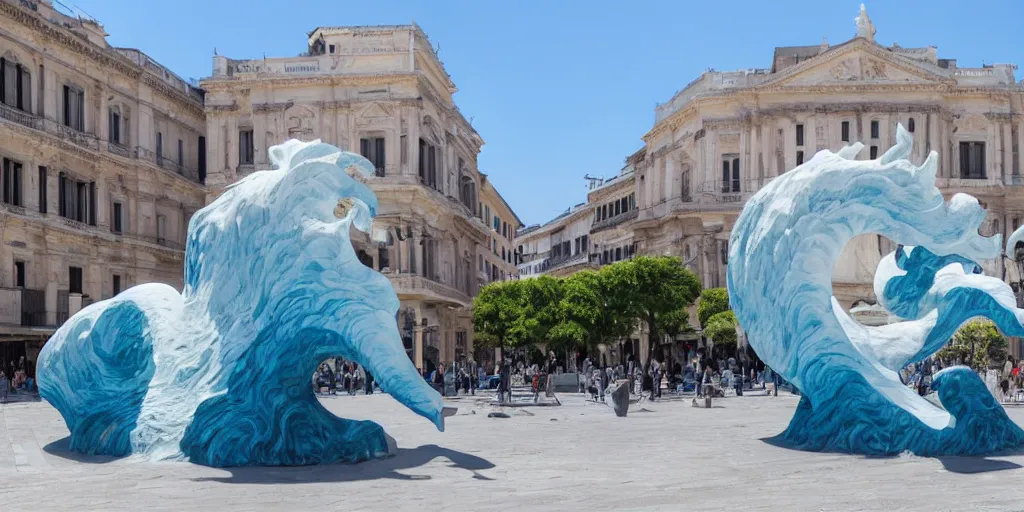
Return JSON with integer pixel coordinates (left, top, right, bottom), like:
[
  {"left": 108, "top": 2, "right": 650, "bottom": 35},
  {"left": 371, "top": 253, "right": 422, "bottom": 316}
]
[{"left": 2, "top": 391, "right": 1024, "bottom": 511}]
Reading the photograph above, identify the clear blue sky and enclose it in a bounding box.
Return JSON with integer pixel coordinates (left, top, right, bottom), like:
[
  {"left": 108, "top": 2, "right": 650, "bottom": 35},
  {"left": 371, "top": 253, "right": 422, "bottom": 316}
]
[{"left": 70, "top": 0, "right": 1023, "bottom": 226}]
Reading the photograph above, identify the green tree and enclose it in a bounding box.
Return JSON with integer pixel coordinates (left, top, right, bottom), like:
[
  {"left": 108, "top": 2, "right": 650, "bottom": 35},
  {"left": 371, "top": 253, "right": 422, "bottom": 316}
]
[
  {"left": 697, "top": 288, "right": 730, "bottom": 329},
  {"left": 703, "top": 310, "right": 738, "bottom": 357},
  {"left": 549, "top": 270, "right": 634, "bottom": 362},
  {"left": 472, "top": 280, "right": 524, "bottom": 358},
  {"left": 659, "top": 307, "right": 694, "bottom": 341},
  {"left": 601, "top": 256, "right": 701, "bottom": 370},
  {"left": 936, "top": 319, "right": 1009, "bottom": 370}
]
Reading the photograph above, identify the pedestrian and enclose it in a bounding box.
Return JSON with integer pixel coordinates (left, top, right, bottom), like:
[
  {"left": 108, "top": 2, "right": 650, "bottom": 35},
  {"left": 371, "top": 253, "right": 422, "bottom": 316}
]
[
  {"left": 365, "top": 368, "right": 374, "bottom": 395},
  {"left": 325, "top": 364, "right": 336, "bottom": 395},
  {"left": 434, "top": 363, "right": 446, "bottom": 397},
  {"left": 650, "top": 358, "right": 663, "bottom": 400},
  {"left": 545, "top": 351, "right": 557, "bottom": 398},
  {"left": 0, "top": 369, "right": 8, "bottom": 403}
]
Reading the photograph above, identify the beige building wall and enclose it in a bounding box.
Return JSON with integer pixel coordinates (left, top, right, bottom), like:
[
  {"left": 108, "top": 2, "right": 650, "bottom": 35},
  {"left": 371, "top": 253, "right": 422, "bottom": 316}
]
[
  {"left": 0, "top": 0, "right": 206, "bottom": 362},
  {"left": 201, "top": 24, "right": 520, "bottom": 371}
]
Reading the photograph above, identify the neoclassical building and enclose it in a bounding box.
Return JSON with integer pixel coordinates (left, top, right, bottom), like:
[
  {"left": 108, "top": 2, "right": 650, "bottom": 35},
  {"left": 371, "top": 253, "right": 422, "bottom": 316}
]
[
  {"left": 635, "top": 6, "right": 1023, "bottom": 315},
  {"left": 201, "top": 24, "right": 520, "bottom": 372},
  {"left": 519, "top": 6, "right": 1024, "bottom": 360},
  {"left": 0, "top": 0, "right": 207, "bottom": 364}
]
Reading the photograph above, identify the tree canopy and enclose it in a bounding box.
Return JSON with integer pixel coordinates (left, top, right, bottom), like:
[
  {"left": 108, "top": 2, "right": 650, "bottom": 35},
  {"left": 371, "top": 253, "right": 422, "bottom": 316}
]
[
  {"left": 473, "top": 255, "right": 701, "bottom": 365},
  {"left": 703, "top": 310, "right": 738, "bottom": 354},
  {"left": 601, "top": 256, "right": 702, "bottom": 368},
  {"left": 936, "top": 319, "right": 1009, "bottom": 370},
  {"left": 697, "top": 288, "right": 730, "bottom": 329}
]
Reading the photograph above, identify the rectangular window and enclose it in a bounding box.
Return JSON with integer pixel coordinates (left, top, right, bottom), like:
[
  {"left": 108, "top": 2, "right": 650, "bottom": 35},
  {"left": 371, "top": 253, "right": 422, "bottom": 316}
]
[
  {"left": 329, "top": 44, "right": 336, "bottom": 54},
  {"left": 177, "top": 139, "right": 184, "bottom": 167},
  {"left": 841, "top": 121, "right": 850, "bottom": 142},
  {"left": 38, "top": 166, "right": 46, "bottom": 213},
  {"left": 1, "top": 58, "right": 31, "bottom": 113},
  {"left": 112, "top": 202, "right": 123, "bottom": 234},
  {"left": 870, "top": 146, "right": 879, "bottom": 159},
  {"left": 359, "top": 137, "right": 386, "bottom": 177},
  {"left": 871, "top": 120, "right": 879, "bottom": 139},
  {"left": 239, "top": 129, "right": 254, "bottom": 165},
  {"left": 156, "top": 214, "right": 167, "bottom": 243},
  {"left": 69, "top": 266, "right": 83, "bottom": 294},
  {"left": 156, "top": 132, "right": 163, "bottom": 164},
  {"left": 732, "top": 158, "right": 740, "bottom": 192},
  {"left": 62, "top": 85, "right": 84, "bottom": 131},
  {"left": 198, "top": 135, "right": 206, "bottom": 183},
  {"left": 109, "top": 108, "right": 121, "bottom": 144},
  {"left": 112, "top": 274, "right": 122, "bottom": 295},
  {"left": 796, "top": 151, "right": 804, "bottom": 165},
  {"left": 14, "top": 261, "right": 25, "bottom": 288},
  {"left": 493, "top": 216, "right": 500, "bottom": 231},
  {"left": 959, "top": 141, "right": 986, "bottom": 179},
  {"left": 796, "top": 124, "right": 804, "bottom": 146},
  {"left": 721, "top": 160, "right": 730, "bottom": 193},
  {"left": 2, "top": 157, "right": 23, "bottom": 206}
]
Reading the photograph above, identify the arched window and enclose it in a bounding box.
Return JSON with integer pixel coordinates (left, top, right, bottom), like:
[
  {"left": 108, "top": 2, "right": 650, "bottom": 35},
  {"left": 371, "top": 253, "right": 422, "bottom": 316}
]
[
  {"left": 0, "top": 55, "right": 31, "bottom": 113},
  {"left": 908, "top": 117, "right": 916, "bottom": 133}
]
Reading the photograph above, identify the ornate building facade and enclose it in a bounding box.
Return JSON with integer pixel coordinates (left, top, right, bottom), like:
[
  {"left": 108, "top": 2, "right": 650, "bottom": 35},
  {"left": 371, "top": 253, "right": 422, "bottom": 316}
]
[
  {"left": 201, "top": 24, "right": 520, "bottom": 372},
  {"left": 0, "top": 0, "right": 206, "bottom": 365},
  {"left": 519, "top": 6, "right": 1024, "bottom": 360}
]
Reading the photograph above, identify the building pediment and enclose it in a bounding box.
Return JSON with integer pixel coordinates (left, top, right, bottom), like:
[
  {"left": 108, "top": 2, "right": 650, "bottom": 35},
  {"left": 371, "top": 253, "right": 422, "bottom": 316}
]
[{"left": 758, "top": 40, "right": 952, "bottom": 89}]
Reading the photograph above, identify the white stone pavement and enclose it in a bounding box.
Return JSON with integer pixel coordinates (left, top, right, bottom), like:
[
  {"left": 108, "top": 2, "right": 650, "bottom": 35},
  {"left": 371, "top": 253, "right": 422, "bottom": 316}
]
[{"left": 1, "top": 392, "right": 1023, "bottom": 512}]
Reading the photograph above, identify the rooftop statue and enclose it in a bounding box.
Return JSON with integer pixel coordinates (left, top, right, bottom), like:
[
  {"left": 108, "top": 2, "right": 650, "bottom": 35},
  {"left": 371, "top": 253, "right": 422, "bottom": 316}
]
[
  {"left": 728, "top": 125, "right": 1024, "bottom": 456},
  {"left": 37, "top": 139, "right": 446, "bottom": 467},
  {"left": 855, "top": 3, "right": 876, "bottom": 42}
]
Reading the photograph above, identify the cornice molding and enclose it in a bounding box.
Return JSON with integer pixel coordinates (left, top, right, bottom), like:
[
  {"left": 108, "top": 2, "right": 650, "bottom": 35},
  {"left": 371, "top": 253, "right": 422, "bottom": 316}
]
[{"left": 201, "top": 73, "right": 418, "bottom": 91}]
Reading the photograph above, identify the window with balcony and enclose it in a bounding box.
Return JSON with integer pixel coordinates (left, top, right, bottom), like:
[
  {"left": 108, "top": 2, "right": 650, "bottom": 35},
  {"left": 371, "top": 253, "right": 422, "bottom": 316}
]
[
  {"left": 108, "top": 106, "right": 124, "bottom": 146},
  {"left": 871, "top": 120, "right": 879, "bottom": 139},
  {"left": 111, "top": 201, "right": 123, "bottom": 234},
  {"left": 959, "top": 141, "right": 986, "bottom": 179},
  {"left": 58, "top": 173, "right": 95, "bottom": 225},
  {"left": 239, "top": 129, "right": 254, "bottom": 165},
  {"left": 721, "top": 156, "right": 740, "bottom": 193},
  {"left": 1, "top": 57, "right": 31, "bottom": 113},
  {"left": 69, "top": 266, "right": 83, "bottom": 294},
  {"left": 377, "top": 232, "right": 392, "bottom": 271},
  {"left": 796, "top": 124, "right": 804, "bottom": 146},
  {"left": 841, "top": 121, "right": 850, "bottom": 142},
  {"left": 360, "top": 137, "right": 386, "bottom": 177},
  {"left": 2, "top": 157, "right": 23, "bottom": 207},
  {"left": 62, "top": 84, "right": 85, "bottom": 131},
  {"left": 418, "top": 139, "right": 439, "bottom": 190}
]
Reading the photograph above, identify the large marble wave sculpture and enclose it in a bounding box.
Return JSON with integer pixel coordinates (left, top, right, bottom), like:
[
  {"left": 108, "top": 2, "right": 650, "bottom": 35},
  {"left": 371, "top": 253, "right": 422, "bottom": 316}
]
[
  {"left": 728, "top": 124, "right": 1024, "bottom": 455},
  {"left": 37, "top": 139, "right": 445, "bottom": 467}
]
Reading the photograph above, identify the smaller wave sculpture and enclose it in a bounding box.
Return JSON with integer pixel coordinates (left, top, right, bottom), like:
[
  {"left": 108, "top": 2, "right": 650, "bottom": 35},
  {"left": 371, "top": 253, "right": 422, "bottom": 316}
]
[
  {"left": 728, "top": 124, "right": 1024, "bottom": 456},
  {"left": 37, "top": 139, "right": 446, "bottom": 467}
]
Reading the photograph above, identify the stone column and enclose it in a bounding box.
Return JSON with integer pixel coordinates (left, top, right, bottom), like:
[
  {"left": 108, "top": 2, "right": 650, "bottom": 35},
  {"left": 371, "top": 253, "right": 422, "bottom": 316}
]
[
  {"left": 664, "top": 155, "right": 675, "bottom": 201},
  {"left": 1003, "top": 121, "right": 1013, "bottom": 180},
  {"left": 98, "top": 88, "right": 108, "bottom": 141},
  {"left": 406, "top": 108, "right": 420, "bottom": 177},
  {"left": 927, "top": 112, "right": 939, "bottom": 162},
  {"left": 414, "top": 326, "right": 424, "bottom": 372},
  {"left": 45, "top": 256, "right": 59, "bottom": 325},
  {"left": 1016, "top": 119, "right": 1024, "bottom": 177},
  {"left": 748, "top": 122, "right": 759, "bottom": 186}
]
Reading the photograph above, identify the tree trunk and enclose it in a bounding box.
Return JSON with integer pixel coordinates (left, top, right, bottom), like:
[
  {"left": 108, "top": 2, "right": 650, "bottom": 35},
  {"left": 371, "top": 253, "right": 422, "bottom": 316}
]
[{"left": 644, "top": 311, "right": 658, "bottom": 375}]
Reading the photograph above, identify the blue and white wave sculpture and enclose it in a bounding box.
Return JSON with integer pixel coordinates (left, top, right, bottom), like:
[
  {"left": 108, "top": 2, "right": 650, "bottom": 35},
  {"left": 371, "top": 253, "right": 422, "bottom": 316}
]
[
  {"left": 728, "top": 124, "right": 1024, "bottom": 456},
  {"left": 37, "top": 139, "right": 445, "bottom": 467}
]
